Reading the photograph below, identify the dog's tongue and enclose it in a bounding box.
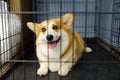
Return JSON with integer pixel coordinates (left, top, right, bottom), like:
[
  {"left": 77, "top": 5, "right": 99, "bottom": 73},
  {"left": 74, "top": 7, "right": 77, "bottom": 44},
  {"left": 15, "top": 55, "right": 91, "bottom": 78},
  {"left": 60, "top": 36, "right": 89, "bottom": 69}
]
[{"left": 48, "top": 42, "right": 57, "bottom": 49}]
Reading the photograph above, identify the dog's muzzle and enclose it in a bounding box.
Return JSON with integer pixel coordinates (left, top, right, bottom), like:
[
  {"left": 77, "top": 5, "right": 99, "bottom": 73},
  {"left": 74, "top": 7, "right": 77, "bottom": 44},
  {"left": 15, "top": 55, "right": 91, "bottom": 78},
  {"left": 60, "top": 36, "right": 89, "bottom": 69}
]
[{"left": 47, "top": 36, "right": 61, "bottom": 49}]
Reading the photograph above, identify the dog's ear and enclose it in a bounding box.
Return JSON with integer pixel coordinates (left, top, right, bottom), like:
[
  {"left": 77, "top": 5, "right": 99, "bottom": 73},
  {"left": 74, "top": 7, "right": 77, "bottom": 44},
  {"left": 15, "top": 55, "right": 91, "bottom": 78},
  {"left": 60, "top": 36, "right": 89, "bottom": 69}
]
[
  {"left": 61, "top": 12, "right": 75, "bottom": 29},
  {"left": 27, "top": 22, "right": 36, "bottom": 32}
]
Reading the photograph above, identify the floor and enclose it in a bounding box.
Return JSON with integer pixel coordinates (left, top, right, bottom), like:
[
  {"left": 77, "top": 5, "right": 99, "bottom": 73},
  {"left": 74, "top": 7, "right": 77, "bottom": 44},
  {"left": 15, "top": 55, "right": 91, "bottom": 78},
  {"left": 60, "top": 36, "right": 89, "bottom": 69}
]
[{"left": 2, "top": 41, "right": 120, "bottom": 80}]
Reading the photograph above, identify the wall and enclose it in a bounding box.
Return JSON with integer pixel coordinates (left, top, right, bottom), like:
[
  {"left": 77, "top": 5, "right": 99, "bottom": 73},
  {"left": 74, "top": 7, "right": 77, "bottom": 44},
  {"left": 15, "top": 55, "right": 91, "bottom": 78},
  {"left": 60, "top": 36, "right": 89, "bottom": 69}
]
[
  {"left": 99, "top": 0, "right": 113, "bottom": 44},
  {"left": 33, "top": 0, "right": 96, "bottom": 38},
  {"left": 98, "top": 0, "right": 120, "bottom": 47}
]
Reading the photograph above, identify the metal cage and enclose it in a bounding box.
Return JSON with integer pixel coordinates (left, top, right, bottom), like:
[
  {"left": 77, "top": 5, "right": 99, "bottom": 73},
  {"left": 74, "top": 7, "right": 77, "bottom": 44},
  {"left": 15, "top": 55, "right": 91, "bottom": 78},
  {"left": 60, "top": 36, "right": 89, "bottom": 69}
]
[{"left": 0, "top": 0, "right": 120, "bottom": 80}]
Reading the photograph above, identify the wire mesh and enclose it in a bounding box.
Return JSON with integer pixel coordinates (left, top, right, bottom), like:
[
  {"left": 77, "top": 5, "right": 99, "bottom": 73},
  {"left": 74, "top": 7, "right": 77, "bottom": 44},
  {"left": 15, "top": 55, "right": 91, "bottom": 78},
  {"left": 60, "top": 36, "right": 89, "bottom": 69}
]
[{"left": 0, "top": 0, "right": 120, "bottom": 80}]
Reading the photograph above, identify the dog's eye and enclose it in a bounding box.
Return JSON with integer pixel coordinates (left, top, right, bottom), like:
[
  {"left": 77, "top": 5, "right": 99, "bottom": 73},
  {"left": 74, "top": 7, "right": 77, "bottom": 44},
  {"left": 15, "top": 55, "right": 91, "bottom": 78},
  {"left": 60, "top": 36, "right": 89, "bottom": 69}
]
[
  {"left": 52, "top": 25, "right": 58, "bottom": 30},
  {"left": 41, "top": 27, "right": 46, "bottom": 32}
]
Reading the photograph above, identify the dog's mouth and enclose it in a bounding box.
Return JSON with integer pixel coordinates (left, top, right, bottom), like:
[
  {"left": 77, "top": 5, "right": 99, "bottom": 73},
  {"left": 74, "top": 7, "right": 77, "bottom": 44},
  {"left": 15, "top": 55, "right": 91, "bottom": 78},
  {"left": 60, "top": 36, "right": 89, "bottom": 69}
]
[{"left": 47, "top": 37, "right": 61, "bottom": 49}]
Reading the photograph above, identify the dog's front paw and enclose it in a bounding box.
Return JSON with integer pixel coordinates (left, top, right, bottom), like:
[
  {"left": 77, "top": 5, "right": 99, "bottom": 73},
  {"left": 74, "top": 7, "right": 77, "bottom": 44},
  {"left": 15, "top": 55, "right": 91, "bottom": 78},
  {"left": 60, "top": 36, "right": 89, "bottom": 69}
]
[
  {"left": 58, "top": 66, "right": 70, "bottom": 76},
  {"left": 37, "top": 67, "right": 48, "bottom": 76}
]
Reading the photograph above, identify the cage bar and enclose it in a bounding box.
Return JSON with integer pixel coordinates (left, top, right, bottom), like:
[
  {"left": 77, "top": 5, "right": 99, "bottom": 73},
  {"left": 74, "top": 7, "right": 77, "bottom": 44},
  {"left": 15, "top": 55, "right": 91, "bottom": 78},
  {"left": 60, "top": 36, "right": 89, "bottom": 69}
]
[{"left": 0, "top": 0, "right": 120, "bottom": 80}]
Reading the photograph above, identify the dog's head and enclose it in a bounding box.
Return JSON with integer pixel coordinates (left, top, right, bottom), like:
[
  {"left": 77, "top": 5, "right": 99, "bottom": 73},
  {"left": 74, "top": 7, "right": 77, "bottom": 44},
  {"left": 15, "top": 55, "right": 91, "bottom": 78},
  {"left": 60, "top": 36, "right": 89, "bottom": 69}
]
[{"left": 27, "top": 13, "right": 75, "bottom": 49}]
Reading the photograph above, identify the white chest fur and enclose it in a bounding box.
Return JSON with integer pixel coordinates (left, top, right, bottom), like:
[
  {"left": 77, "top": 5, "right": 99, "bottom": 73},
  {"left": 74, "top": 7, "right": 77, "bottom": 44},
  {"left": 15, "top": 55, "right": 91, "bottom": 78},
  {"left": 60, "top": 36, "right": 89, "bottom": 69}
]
[
  {"left": 36, "top": 48, "right": 64, "bottom": 72},
  {"left": 36, "top": 40, "right": 72, "bottom": 72},
  {"left": 48, "top": 59, "right": 61, "bottom": 72}
]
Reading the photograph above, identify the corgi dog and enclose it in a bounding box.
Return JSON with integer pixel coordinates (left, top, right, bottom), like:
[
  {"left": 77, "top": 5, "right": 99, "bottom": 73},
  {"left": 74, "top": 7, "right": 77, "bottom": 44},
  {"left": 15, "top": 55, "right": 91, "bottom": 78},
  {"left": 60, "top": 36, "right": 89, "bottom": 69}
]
[{"left": 27, "top": 13, "right": 92, "bottom": 76}]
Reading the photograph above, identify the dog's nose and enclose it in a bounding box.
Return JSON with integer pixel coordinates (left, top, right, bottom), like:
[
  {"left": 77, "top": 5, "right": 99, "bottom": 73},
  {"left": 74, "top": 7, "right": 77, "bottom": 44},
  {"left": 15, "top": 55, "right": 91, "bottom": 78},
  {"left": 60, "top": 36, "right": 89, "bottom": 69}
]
[{"left": 46, "top": 35, "right": 53, "bottom": 41}]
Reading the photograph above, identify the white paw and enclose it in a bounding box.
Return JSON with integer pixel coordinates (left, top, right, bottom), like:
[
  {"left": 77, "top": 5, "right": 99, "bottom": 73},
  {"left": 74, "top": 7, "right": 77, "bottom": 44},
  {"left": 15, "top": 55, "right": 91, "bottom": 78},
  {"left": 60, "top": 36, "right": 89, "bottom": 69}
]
[
  {"left": 37, "top": 67, "right": 48, "bottom": 76},
  {"left": 58, "top": 66, "right": 70, "bottom": 76}
]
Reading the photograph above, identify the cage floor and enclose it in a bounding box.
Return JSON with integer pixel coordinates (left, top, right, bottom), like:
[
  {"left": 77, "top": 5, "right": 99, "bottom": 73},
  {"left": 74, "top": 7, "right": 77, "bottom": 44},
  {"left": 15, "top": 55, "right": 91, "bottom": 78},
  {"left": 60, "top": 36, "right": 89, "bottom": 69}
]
[{"left": 3, "top": 41, "right": 120, "bottom": 80}]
